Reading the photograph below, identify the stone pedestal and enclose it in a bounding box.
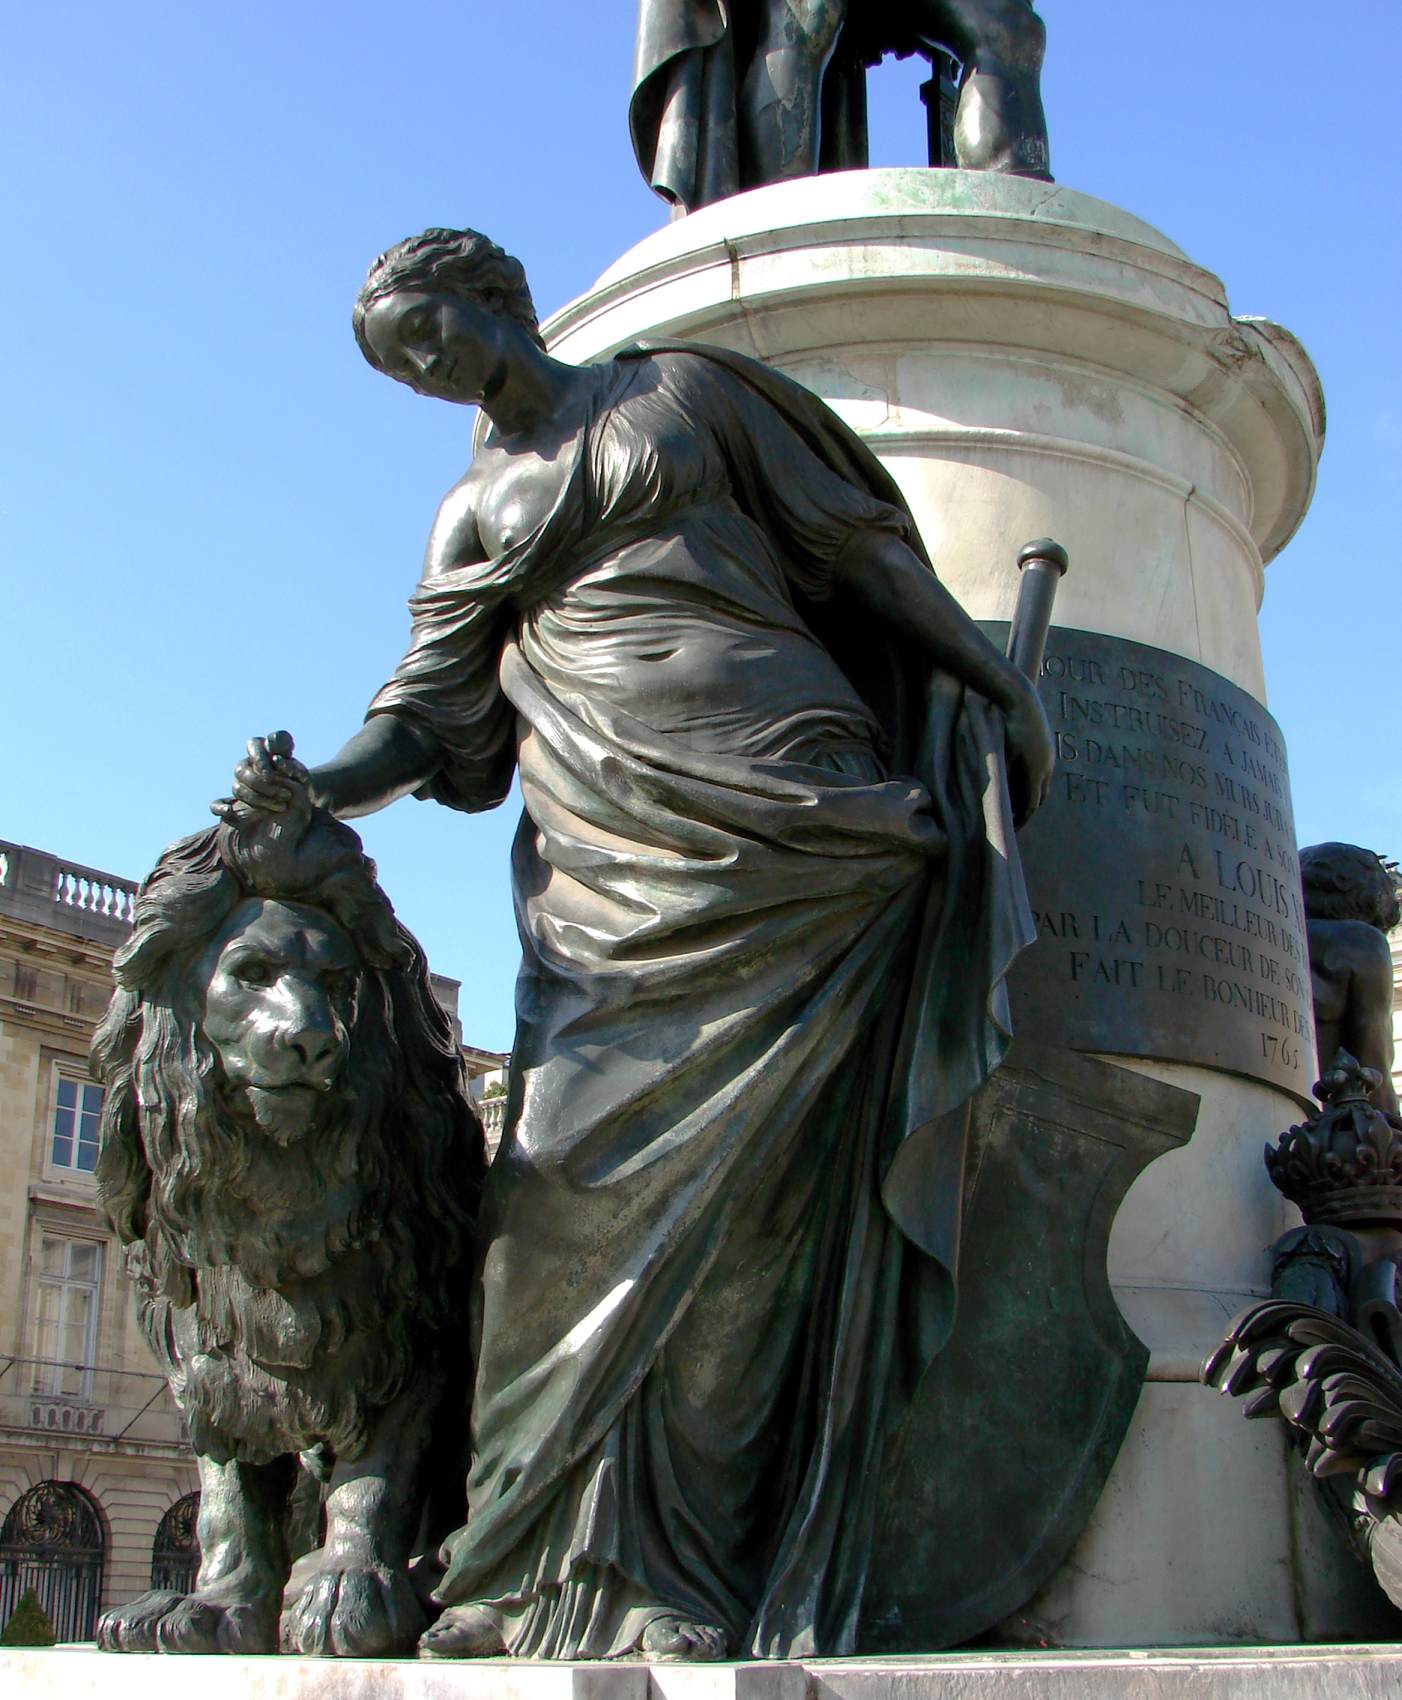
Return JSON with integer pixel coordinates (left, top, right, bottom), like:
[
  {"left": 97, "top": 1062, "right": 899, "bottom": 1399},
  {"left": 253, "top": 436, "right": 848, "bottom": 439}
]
[
  {"left": 547, "top": 169, "right": 1321, "bottom": 699},
  {"left": 544, "top": 170, "right": 1392, "bottom": 1642},
  {"left": 10, "top": 1646, "right": 1402, "bottom": 1700}
]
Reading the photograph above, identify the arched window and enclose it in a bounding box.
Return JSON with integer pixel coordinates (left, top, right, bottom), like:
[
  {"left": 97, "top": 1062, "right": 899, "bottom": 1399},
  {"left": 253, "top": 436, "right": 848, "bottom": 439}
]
[
  {"left": 0, "top": 1480, "right": 105, "bottom": 1642},
  {"left": 150, "top": 1492, "right": 200, "bottom": 1594}
]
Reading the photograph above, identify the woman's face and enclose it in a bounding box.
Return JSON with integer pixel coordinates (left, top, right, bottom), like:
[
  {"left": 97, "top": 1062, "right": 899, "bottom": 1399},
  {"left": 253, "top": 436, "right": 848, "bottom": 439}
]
[{"left": 361, "top": 289, "right": 508, "bottom": 404}]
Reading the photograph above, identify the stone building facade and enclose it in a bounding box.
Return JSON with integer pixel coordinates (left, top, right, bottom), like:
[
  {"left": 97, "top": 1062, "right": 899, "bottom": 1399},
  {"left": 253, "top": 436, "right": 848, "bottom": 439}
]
[
  {"left": 0, "top": 840, "right": 196, "bottom": 1641},
  {"left": 0, "top": 836, "right": 506, "bottom": 1641}
]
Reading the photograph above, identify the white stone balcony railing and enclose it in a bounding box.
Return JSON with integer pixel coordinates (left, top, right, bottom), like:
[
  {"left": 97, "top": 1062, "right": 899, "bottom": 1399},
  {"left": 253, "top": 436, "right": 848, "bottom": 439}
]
[
  {"left": 476, "top": 1092, "right": 508, "bottom": 1158},
  {"left": 0, "top": 839, "right": 137, "bottom": 943},
  {"left": 30, "top": 1397, "right": 107, "bottom": 1436}
]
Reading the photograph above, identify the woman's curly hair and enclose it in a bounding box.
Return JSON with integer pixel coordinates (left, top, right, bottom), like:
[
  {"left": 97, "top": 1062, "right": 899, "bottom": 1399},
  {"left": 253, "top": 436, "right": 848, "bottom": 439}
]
[{"left": 352, "top": 227, "right": 544, "bottom": 363}]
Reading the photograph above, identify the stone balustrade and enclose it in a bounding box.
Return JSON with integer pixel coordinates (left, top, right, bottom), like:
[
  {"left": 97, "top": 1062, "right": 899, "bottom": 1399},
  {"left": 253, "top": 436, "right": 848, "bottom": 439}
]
[{"left": 0, "top": 839, "right": 137, "bottom": 944}]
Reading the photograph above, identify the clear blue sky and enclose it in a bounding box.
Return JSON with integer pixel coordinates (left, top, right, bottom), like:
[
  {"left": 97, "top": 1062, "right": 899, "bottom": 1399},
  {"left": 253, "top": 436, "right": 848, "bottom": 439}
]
[{"left": 3, "top": 3, "right": 1398, "bottom": 1051}]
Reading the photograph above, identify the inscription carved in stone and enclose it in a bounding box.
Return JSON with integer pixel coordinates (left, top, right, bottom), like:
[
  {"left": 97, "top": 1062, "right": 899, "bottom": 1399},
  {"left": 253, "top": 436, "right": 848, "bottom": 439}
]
[{"left": 980, "top": 626, "right": 1313, "bottom": 1100}]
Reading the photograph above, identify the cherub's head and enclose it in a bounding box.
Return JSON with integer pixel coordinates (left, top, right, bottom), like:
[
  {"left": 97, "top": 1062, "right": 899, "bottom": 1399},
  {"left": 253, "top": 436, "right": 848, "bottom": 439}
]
[{"left": 1299, "top": 842, "right": 1401, "bottom": 933}]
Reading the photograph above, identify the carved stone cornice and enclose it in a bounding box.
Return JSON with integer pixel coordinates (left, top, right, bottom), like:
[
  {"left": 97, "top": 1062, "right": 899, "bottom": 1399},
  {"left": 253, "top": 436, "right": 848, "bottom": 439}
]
[
  {"left": 0, "top": 992, "right": 96, "bottom": 1047},
  {"left": 0, "top": 914, "right": 117, "bottom": 978}
]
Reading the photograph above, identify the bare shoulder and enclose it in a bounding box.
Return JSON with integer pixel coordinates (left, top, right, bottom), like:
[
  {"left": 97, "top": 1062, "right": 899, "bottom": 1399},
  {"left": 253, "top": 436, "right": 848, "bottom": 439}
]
[
  {"left": 1311, "top": 918, "right": 1396, "bottom": 984},
  {"left": 424, "top": 466, "right": 487, "bottom": 577}
]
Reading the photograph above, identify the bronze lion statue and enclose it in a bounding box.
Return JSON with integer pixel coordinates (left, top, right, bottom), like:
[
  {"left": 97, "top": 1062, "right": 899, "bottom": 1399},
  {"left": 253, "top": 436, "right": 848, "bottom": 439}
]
[{"left": 92, "top": 752, "right": 484, "bottom": 1656}]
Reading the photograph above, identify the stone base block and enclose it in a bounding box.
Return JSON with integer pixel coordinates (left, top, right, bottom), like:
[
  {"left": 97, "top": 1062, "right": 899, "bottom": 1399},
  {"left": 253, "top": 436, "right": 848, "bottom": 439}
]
[{"left": 9, "top": 1646, "right": 1402, "bottom": 1700}]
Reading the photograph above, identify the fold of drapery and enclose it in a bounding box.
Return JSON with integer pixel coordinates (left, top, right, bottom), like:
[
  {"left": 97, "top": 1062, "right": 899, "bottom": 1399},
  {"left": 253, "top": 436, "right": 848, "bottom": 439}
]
[{"left": 630, "top": 0, "right": 739, "bottom": 212}]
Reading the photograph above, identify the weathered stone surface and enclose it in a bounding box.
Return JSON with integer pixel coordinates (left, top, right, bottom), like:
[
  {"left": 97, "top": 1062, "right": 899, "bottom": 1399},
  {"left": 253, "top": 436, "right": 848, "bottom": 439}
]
[{"left": 11, "top": 1646, "right": 1402, "bottom": 1700}]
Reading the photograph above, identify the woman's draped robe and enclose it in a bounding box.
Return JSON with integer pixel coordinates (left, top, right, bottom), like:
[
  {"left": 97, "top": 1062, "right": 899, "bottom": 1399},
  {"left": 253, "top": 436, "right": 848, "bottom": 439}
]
[{"left": 369, "top": 347, "right": 1034, "bottom": 1658}]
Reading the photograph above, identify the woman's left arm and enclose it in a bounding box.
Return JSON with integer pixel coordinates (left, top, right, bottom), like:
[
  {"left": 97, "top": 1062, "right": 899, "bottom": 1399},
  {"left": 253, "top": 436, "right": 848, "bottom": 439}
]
[{"left": 831, "top": 528, "right": 1055, "bottom": 821}]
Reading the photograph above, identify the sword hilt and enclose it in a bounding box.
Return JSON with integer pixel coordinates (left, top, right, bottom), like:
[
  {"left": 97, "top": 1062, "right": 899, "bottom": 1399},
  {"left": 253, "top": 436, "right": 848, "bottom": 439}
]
[{"left": 1007, "top": 538, "right": 1068, "bottom": 682}]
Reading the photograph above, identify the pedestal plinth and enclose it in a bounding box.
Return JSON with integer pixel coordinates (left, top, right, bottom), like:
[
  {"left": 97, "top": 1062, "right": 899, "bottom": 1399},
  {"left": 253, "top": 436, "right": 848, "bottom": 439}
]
[
  {"left": 10, "top": 1645, "right": 1402, "bottom": 1699},
  {"left": 545, "top": 171, "right": 1390, "bottom": 1643}
]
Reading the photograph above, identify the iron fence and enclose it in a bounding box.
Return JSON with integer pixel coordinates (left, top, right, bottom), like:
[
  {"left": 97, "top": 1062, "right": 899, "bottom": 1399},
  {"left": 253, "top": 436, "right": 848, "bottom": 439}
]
[
  {"left": 0, "top": 1480, "right": 105, "bottom": 1643},
  {"left": 150, "top": 1491, "right": 200, "bottom": 1592}
]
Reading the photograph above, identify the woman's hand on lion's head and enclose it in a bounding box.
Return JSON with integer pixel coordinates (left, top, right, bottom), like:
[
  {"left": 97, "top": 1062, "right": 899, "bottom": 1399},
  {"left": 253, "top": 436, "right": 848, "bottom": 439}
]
[{"left": 213, "top": 732, "right": 314, "bottom": 829}]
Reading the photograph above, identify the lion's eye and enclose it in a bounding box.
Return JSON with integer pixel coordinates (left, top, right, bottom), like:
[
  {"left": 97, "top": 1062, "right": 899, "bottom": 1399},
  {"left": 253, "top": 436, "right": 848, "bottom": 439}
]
[
  {"left": 233, "top": 960, "right": 275, "bottom": 987},
  {"left": 325, "top": 971, "right": 357, "bottom": 1001}
]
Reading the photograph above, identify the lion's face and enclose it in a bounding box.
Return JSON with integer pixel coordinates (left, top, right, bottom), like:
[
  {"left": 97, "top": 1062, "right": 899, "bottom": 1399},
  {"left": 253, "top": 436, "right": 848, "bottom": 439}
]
[
  {"left": 197, "top": 898, "right": 358, "bottom": 1145},
  {"left": 95, "top": 812, "right": 480, "bottom": 1331}
]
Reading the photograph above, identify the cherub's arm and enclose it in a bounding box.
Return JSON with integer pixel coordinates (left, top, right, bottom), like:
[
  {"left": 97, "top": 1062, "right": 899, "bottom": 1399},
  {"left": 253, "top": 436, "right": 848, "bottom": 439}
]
[{"left": 1339, "top": 925, "right": 1400, "bottom": 1117}]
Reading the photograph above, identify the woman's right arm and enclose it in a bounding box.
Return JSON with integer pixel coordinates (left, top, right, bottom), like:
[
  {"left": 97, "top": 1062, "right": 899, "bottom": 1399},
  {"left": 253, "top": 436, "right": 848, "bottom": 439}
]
[
  {"left": 226, "top": 475, "right": 487, "bottom": 821},
  {"left": 221, "top": 713, "right": 443, "bottom": 823},
  {"left": 312, "top": 474, "right": 496, "bottom": 816},
  {"left": 307, "top": 713, "right": 443, "bottom": 818}
]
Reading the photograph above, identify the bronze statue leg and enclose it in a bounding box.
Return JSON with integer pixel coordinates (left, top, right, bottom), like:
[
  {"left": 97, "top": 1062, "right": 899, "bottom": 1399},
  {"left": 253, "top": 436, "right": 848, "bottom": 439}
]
[
  {"left": 916, "top": 0, "right": 1050, "bottom": 177},
  {"left": 280, "top": 1379, "right": 437, "bottom": 1657},
  {"left": 740, "top": 0, "right": 846, "bottom": 185},
  {"left": 97, "top": 1453, "right": 295, "bottom": 1653}
]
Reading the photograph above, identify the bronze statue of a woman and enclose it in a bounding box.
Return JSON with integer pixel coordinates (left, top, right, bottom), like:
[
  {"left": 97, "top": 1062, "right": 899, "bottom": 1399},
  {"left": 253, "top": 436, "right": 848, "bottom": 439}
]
[{"left": 230, "top": 227, "right": 1052, "bottom": 1661}]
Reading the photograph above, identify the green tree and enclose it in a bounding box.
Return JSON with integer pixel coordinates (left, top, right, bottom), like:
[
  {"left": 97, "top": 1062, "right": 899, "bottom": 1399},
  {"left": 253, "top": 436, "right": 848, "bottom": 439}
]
[{"left": 1, "top": 1588, "right": 57, "bottom": 1647}]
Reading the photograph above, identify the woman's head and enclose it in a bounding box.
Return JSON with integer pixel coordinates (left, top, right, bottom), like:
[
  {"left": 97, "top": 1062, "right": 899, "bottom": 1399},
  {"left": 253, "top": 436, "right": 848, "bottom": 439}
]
[{"left": 352, "top": 228, "right": 544, "bottom": 368}]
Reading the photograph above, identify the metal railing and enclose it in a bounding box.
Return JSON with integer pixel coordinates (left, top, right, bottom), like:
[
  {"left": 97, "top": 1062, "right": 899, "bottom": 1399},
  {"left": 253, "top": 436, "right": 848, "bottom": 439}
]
[{"left": 0, "top": 1481, "right": 106, "bottom": 1642}]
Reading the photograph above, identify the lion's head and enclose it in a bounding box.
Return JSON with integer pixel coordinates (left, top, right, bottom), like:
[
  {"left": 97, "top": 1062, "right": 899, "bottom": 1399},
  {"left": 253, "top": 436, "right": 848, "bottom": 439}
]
[
  {"left": 195, "top": 891, "right": 356, "bottom": 1146},
  {"left": 92, "top": 805, "right": 482, "bottom": 1319}
]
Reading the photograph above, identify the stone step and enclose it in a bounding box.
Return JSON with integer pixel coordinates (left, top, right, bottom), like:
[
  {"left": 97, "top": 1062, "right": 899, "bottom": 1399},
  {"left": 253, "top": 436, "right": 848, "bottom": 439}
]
[{"left": 7, "top": 1646, "right": 1402, "bottom": 1700}]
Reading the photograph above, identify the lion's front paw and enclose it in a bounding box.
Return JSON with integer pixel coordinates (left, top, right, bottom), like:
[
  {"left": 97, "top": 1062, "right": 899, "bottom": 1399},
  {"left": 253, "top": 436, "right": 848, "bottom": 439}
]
[
  {"left": 97, "top": 1589, "right": 276, "bottom": 1655},
  {"left": 280, "top": 1564, "right": 426, "bottom": 1657},
  {"left": 98, "top": 1591, "right": 184, "bottom": 1652}
]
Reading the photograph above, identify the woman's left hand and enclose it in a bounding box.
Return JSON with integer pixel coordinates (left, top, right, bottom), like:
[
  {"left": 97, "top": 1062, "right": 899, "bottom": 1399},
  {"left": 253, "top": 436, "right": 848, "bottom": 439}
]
[{"left": 1001, "top": 680, "right": 1055, "bottom": 828}]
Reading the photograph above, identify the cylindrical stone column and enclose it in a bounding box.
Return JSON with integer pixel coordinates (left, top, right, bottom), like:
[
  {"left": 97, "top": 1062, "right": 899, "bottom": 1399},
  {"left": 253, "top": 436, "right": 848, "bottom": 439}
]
[{"left": 544, "top": 169, "right": 1387, "bottom": 1644}]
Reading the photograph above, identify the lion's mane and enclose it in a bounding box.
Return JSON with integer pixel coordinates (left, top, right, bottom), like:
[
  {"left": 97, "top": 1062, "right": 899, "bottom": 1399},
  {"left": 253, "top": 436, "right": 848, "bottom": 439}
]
[{"left": 92, "top": 808, "right": 483, "bottom": 1463}]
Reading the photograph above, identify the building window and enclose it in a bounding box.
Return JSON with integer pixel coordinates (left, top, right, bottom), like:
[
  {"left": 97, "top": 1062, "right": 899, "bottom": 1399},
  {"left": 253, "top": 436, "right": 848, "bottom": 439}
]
[
  {"left": 51, "top": 1076, "right": 103, "bottom": 1173},
  {"left": 31, "top": 1238, "right": 102, "bottom": 1399}
]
